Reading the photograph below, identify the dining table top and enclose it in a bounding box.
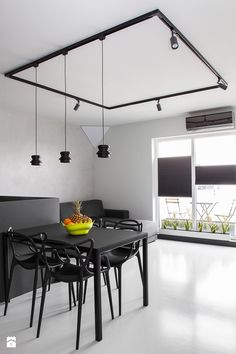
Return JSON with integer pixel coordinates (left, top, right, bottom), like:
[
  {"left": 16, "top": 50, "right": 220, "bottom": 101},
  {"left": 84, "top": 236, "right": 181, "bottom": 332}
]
[{"left": 16, "top": 223, "right": 148, "bottom": 253}]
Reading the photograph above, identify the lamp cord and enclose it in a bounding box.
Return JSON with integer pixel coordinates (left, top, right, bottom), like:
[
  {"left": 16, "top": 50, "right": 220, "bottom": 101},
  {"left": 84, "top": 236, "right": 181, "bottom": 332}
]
[
  {"left": 64, "top": 54, "right": 67, "bottom": 150},
  {"left": 101, "top": 40, "right": 104, "bottom": 145},
  {"left": 35, "top": 67, "right": 38, "bottom": 155}
]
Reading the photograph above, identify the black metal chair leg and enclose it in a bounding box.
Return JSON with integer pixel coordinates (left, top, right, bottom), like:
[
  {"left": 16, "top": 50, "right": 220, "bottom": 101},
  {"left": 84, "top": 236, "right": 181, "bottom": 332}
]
[
  {"left": 136, "top": 251, "right": 143, "bottom": 283},
  {"left": 4, "top": 261, "right": 16, "bottom": 316},
  {"left": 36, "top": 271, "right": 49, "bottom": 338},
  {"left": 40, "top": 268, "right": 44, "bottom": 286},
  {"left": 114, "top": 267, "right": 119, "bottom": 288},
  {"left": 83, "top": 279, "right": 88, "bottom": 304},
  {"left": 105, "top": 271, "right": 114, "bottom": 319},
  {"left": 47, "top": 274, "right": 51, "bottom": 291},
  {"left": 117, "top": 266, "right": 122, "bottom": 316},
  {"left": 68, "top": 283, "right": 72, "bottom": 311},
  {"left": 76, "top": 279, "right": 83, "bottom": 350},
  {"left": 103, "top": 273, "right": 107, "bottom": 286},
  {"left": 30, "top": 267, "right": 38, "bottom": 327},
  {"left": 71, "top": 283, "right": 76, "bottom": 306}
]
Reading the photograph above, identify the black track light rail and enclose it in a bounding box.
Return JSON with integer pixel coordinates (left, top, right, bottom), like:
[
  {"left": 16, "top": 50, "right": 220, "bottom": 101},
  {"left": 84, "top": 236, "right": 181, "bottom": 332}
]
[{"left": 5, "top": 9, "right": 228, "bottom": 110}]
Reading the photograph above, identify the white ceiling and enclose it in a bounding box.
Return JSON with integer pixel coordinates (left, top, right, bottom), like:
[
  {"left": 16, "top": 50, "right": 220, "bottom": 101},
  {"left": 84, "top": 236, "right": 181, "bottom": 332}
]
[{"left": 1, "top": 0, "right": 236, "bottom": 126}]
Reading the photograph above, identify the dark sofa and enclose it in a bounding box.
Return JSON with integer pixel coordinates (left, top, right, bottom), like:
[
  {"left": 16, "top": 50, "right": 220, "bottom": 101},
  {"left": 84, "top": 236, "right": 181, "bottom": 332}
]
[{"left": 60, "top": 199, "right": 129, "bottom": 227}]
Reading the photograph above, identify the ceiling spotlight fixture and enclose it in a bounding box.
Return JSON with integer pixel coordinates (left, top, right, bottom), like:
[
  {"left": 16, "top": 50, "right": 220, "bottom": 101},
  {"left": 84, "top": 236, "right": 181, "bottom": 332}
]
[
  {"left": 97, "top": 37, "right": 110, "bottom": 158},
  {"left": 5, "top": 9, "right": 228, "bottom": 117},
  {"left": 156, "top": 100, "right": 162, "bottom": 112},
  {"left": 30, "top": 65, "right": 42, "bottom": 166},
  {"left": 59, "top": 53, "right": 71, "bottom": 163},
  {"left": 73, "top": 100, "right": 80, "bottom": 111},
  {"left": 170, "top": 30, "right": 179, "bottom": 50}
]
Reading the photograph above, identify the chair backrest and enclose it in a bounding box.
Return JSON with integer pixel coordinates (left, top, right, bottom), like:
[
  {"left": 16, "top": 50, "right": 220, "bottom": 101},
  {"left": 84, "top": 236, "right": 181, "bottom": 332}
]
[
  {"left": 113, "top": 219, "right": 143, "bottom": 232},
  {"left": 43, "top": 238, "right": 94, "bottom": 275},
  {"left": 4, "top": 228, "right": 47, "bottom": 264},
  {"left": 113, "top": 219, "right": 142, "bottom": 259}
]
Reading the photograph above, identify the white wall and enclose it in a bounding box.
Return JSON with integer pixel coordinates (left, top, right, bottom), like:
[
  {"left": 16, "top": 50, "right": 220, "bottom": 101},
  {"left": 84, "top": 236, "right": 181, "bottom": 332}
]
[
  {"left": 94, "top": 116, "right": 187, "bottom": 220},
  {"left": 0, "top": 76, "right": 95, "bottom": 202}
]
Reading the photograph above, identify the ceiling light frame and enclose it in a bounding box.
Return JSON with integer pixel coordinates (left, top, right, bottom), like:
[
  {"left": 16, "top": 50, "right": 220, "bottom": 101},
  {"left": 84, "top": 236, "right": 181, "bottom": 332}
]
[{"left": 5, "top": 9, "right": 228, "bottom": 110}]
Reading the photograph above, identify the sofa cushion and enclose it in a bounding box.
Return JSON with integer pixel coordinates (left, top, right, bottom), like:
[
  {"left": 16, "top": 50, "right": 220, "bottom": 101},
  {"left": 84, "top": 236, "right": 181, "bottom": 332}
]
[
  {"left": 60, "top": 202, "right": 74, "bottom": 221},
  {"left": 81, "top": 199, "right": 105, "bottom": 218}
]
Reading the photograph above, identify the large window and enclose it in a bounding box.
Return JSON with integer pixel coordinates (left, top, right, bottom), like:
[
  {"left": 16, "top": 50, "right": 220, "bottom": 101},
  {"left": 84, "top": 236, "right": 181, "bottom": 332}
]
[{"left": 156, "top": 133, "right": 236, "bottom": 238}]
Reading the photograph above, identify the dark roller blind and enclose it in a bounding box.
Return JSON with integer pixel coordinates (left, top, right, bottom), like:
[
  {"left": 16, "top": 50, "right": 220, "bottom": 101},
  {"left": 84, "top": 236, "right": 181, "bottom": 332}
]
[
  {"left": 195, "top": 165, "right": 236, "bottom": 185},
  {"left": 158, "top": 156, "right": 192, "bottom": 197}
]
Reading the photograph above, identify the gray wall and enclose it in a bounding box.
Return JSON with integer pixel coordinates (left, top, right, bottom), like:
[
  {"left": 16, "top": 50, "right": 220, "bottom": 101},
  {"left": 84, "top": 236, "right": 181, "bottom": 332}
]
[
  {"left": 94, "top": 116, "right": 187, "bottom": 220},
  {"left": 0, "top": 76, "right": 95, "bottom": 202}
]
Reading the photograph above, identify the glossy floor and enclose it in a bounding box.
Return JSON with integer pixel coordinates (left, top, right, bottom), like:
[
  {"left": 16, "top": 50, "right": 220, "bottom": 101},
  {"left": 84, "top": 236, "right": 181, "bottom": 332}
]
[{"left": 1, "top": 240, "right": 236, "bottom": 354}]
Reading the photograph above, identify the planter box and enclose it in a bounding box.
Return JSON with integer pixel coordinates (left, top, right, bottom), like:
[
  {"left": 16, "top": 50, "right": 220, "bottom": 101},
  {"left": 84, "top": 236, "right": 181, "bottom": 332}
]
[{"left": 160, "top": 228, "right": 231, "bottom": 241}]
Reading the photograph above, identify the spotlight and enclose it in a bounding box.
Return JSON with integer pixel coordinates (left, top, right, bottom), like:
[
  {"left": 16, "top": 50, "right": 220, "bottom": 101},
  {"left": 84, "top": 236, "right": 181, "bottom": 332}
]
[
  {"left": 156, "top": 100, "right": 162, "bottom": 112},
  {"left": 217, "top": 78, "right": 228, "bottom": 90},
  {"left": 73, "top": 100, "right": 80, "bottom": 111},
  {"left": 170, "top": 30, "right": 179, "bottom": 50}
]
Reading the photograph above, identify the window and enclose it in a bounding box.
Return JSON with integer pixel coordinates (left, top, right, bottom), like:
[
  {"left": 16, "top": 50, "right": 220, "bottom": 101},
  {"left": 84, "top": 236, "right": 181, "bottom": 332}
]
[{"left": 156, "top": 133, "right": 236, "bottom": 238}]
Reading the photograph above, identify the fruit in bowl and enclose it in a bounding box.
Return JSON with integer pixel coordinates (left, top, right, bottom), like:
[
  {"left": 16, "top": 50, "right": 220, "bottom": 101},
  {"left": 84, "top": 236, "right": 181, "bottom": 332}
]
[{"left": 62, "top": 200, "right": 93, "bottom": 235}]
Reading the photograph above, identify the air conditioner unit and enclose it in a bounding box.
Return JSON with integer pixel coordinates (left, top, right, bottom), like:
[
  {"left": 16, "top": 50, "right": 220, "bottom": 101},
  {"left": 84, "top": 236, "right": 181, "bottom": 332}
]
[{"left": 186, "top": 111, "right": 234, "bottom": 131}]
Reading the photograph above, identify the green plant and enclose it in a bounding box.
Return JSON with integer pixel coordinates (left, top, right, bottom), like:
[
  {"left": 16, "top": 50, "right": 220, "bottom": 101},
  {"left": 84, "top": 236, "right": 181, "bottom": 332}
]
[
  {"left": 198, "top": 222, "right": 203, "bottom": 232},
  {"left": 209, "top": 223, "right": 218, "bottom": 233},
  {"left": 221, "top": 222, "right": 230, "bottom": 234},
  {"left": 184, "top": 219, "right": 192, "bottom": 231},
  {"left": 162, "top": 219, "right": 170, "bottom": 229},
  {"left": 172, "top": 220, "right": 179, "bottom": 230}
]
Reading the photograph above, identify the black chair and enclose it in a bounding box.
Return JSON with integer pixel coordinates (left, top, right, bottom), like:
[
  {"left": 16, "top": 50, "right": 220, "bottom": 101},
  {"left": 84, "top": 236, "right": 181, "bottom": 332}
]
[
  {"left": 37, "top": 238, "right": 114, "bottom": 350},
  {"left": 3, "top": 229, "right": 60, "bottom": 327},
  {"left": 104, "top": 219, "right": 143, "bottom": 316}
]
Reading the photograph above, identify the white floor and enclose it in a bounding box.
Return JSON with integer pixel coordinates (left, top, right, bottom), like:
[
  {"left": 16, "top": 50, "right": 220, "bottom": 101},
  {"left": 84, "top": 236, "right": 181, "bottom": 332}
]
[{"left": 1, "top": 240, "right": 236, "bottom": 354}]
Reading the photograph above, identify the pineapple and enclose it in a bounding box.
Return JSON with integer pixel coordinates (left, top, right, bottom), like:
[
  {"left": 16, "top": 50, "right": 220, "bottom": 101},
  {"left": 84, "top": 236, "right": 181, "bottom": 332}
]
[
  {"left": 70, "top": 200, "right": 93, "bottom": 224},
  {"left": 70, "top": 200, "right": 83, "bottom": 223}
]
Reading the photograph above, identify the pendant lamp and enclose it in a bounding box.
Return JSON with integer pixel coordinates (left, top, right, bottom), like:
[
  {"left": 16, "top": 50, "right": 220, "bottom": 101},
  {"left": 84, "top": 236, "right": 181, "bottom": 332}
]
[
  {"left": 59, "top": 53, "right": 71, "bottom": 163},
  {"left": 30, "top": 65, "right": 42, "bottom": 166},
  {"left": 97, "top": 37, "right": 110, "bottom": 158}
]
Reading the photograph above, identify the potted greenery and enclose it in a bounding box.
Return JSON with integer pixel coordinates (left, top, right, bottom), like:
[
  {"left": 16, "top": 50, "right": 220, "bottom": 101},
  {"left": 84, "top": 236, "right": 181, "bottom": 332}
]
[
  {"left": 209, "top": 223, "right": 218, "bottom": 233},
  {"left": 221, "top": 222, "right": 230, "bottom": 234}
]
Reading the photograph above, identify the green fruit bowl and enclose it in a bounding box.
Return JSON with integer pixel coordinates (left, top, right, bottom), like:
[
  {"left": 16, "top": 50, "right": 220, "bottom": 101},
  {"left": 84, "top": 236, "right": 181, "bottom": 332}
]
[{"left": 62, "top": 221, "right": 93, "bottom": 235}]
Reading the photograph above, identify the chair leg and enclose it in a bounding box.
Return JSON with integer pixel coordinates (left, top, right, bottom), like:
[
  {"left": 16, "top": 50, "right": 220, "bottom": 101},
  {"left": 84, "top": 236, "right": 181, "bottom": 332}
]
[
  {"left": 103, "top": 272, "right": 107, "bottom": 286},
  {"left": 136, "top": 251, "right": 143, "bottom": 284},
  {"left": 36, "top": 270, "right": 50, "bottom": 338},
  {"left": 30, "top": 267, "right": 38, "bottom": 327},
  {"left": 76, "top": 279, "right": 83, "bottom": 350},
  {"left": 40, "top": 268, "right": 44, "bottom": 286},
  {"left": 71, "top": 283, "right": 76, "bottom": 306},
  {"left": 117, "top": 266, "right": 122, "bottom": 316},
  {"left": 105, "top": 271, "right": 114, "bottom": 320},
  {"left": 4, "top": 261, "right": 16, "bottom": 316},
  {"left": 68, "top": 283, "right": 72, "bottom": 311},
  {"left": 83, "top": 279, "right": 88, "bottom": 304},
  {"left": 114, "top": 267, "right": 119, "bottom": 288},
  {"left": 47, "top": 274, "right": 51, "bottom": 291}
]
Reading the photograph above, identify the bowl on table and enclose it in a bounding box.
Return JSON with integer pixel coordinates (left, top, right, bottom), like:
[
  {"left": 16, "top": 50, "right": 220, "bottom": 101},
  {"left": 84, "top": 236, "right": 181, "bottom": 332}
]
[{"left": 62, "top": 221, "right": 93, "bottom": 235}]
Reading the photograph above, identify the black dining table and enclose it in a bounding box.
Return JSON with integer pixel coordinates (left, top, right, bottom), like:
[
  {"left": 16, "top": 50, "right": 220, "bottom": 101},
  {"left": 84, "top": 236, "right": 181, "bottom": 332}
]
[{"left": 5, "top": 223, "right": 149, "bottom": 341}]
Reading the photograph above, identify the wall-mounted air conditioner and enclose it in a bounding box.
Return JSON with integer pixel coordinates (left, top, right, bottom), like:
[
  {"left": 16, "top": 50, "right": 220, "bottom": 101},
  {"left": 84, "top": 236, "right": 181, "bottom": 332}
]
[{"left": 186, "top": 111, "right": 234, "bottom": 131}]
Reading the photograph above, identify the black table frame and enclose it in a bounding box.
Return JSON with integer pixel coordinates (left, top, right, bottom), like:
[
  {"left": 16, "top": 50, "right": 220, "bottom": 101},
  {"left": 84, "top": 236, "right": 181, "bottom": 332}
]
[{"left": 3, "top": 223, "right": 149, "bottom": 341}]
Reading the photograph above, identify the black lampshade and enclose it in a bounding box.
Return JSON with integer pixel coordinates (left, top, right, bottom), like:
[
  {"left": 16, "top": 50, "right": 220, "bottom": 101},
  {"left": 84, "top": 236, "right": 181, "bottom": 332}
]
[
  {"left": 96, "top": 145, "right": 110, "bottom": 158},
  {"left": 30, "top": 154, "right": 41, "bottom": 166},
  {"left": 59, "top": 151, "right": 71, "bottom": 163}
]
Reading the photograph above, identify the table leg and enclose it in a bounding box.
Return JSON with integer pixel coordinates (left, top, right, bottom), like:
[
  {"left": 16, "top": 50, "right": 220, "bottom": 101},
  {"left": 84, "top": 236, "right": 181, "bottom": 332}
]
[
  {"left": 142, "top": 237, "right": 148, "bottom": 306},
  {"left": 93, "top": 250, "right": 102, "bottom": 341}
]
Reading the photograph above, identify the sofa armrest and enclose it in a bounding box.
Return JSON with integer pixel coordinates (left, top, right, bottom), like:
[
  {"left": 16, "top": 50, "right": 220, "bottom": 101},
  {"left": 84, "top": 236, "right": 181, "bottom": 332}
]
[{"left": 104, "top": 209, "right": 129, "bottom": 219}]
